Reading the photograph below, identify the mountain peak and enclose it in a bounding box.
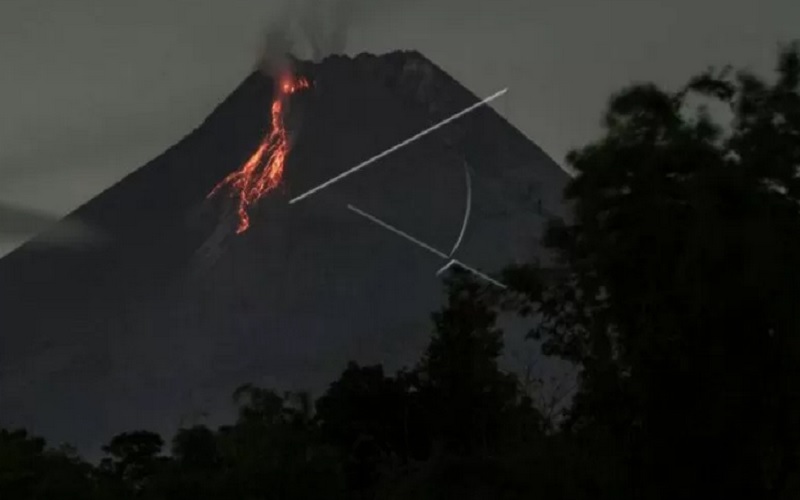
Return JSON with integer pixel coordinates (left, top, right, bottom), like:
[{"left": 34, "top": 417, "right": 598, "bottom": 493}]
[{"left": 0, "top": 50, "right": 568, "bottom": 455}]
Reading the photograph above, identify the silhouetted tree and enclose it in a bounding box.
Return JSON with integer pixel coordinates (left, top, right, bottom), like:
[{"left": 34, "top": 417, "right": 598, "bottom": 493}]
[
  {"left": 100, "top": 430, "right": 166, "bottom": 497},
  {"left": 316, "top": 363, "right": 405, "bottom": 453},
  {"left": 0, "top": 429, "right": 97, "bottom": 499},
  {"left": 414, "top": 272, "right": 539, "bottom": 458},
  {"left": 213, "top": 384, "right": 346, "bottom": 499},
  {"left": 506, "top": 41, "right": 800, "bottom": 499},
  {"left": 148, "top": 425, "right": 223, "bottom": 500},
  {"left": 315, "top": 362, "right": 410, "bottom": 496}
]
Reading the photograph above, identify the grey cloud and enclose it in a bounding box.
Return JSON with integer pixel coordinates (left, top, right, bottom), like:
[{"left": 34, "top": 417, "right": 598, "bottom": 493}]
[{"left": 0, "top": 200, "right": 104, "bottom": 249}]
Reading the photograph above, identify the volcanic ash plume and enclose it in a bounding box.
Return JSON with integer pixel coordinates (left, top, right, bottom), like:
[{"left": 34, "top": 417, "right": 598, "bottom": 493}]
[{"left": 257, "top": 0, "right": 410, "bottom": 70}]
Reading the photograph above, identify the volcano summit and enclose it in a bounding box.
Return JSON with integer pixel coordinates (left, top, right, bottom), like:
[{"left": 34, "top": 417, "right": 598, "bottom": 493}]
[{"left": 0, "top": 51, "right": 569, "bottom": 454}]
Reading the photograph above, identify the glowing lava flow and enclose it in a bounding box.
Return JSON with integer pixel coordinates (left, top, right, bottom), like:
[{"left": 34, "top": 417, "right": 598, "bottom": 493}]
[{"left": 209, "top": 74, "right": 311, "bottom": 233}]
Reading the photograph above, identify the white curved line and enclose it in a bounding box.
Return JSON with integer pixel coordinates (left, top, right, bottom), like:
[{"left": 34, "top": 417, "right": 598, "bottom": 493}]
[
  {"left": 347, "top": 204, "right": 507, "bottom": 289},
  {"left": 436, "top": 259, "right": 456, "bottom": 276},
  {"left": 448, "top": 162, "right": 472, "bottom": 257}
]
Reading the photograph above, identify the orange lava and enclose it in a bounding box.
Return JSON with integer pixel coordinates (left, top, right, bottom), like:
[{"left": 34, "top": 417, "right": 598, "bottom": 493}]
[{"left": 209, "top": 74, "right": 311, "bottom": 233}]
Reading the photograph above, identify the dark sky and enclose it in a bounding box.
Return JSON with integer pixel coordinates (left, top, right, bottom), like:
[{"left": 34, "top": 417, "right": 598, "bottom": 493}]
[{"left": 0, "top": 0, "right": 797, "bottom": 255}]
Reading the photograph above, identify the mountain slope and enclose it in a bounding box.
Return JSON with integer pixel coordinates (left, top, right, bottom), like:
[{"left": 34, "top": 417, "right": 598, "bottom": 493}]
[{"left": 0, "top": 50, "right": 569, "bottom": 454}]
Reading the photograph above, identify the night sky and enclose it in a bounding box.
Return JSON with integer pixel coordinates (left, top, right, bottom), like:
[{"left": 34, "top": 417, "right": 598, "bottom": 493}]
[{"left": 0, "top": 0, "right": 797, "bottom": 256}]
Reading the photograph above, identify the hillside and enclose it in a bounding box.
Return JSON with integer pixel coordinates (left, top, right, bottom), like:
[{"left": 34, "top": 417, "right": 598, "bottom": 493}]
[{"left": 0, "top": 50, "right": 569, "bottom": 454}]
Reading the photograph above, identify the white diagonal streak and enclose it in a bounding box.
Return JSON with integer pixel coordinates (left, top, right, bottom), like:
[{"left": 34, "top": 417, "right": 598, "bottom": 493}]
[
  {"left": 289, "top": 88, "right": 508, "bottom": 204},
  {"left": 347, "top": 204, "right": 449, "bottom": 259},
  {"left": 451, "top": 260, "right": 507, "bottom": 289},
  {"left": 347, "top": 204, "right": 508, "bottom": 289}
]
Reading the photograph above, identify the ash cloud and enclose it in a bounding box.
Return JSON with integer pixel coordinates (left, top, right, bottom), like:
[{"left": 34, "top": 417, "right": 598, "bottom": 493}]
[
  {"left": 0, "top": 201, "right": 106, "bottom": 250},
  {"left": 257, "top": 0, "right": 410, "bottom": 73}
]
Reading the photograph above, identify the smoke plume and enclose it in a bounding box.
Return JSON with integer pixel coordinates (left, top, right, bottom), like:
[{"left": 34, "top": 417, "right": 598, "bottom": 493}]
[{"left": 257, "top": 0, "right": 407, "bottom": 73}]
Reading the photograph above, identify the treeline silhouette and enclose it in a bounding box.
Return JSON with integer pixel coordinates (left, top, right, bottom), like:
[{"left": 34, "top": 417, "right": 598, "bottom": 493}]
[{"left": 3, "top": 42, "right": 800, "bottom": 499}]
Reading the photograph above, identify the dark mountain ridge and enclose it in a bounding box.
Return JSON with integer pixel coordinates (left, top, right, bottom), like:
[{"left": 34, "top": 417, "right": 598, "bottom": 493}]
[{"left": 0, "top": 50, "right": 569, "bottom": 454}]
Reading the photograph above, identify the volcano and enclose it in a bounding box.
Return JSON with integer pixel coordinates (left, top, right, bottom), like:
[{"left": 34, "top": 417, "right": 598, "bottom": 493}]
[{"left": 0, "top": 51, "right": 569, "bottom": 454}]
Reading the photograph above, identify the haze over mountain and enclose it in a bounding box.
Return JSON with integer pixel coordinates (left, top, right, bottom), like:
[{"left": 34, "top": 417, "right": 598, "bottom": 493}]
[{"left": 0, "top": 50, "right": 569, "bottom": 455}]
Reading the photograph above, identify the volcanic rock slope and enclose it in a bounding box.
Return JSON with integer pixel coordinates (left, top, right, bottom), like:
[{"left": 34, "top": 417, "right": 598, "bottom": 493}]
[{"left": 0, "top": 51, "right": 569, "bottom": 453}]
